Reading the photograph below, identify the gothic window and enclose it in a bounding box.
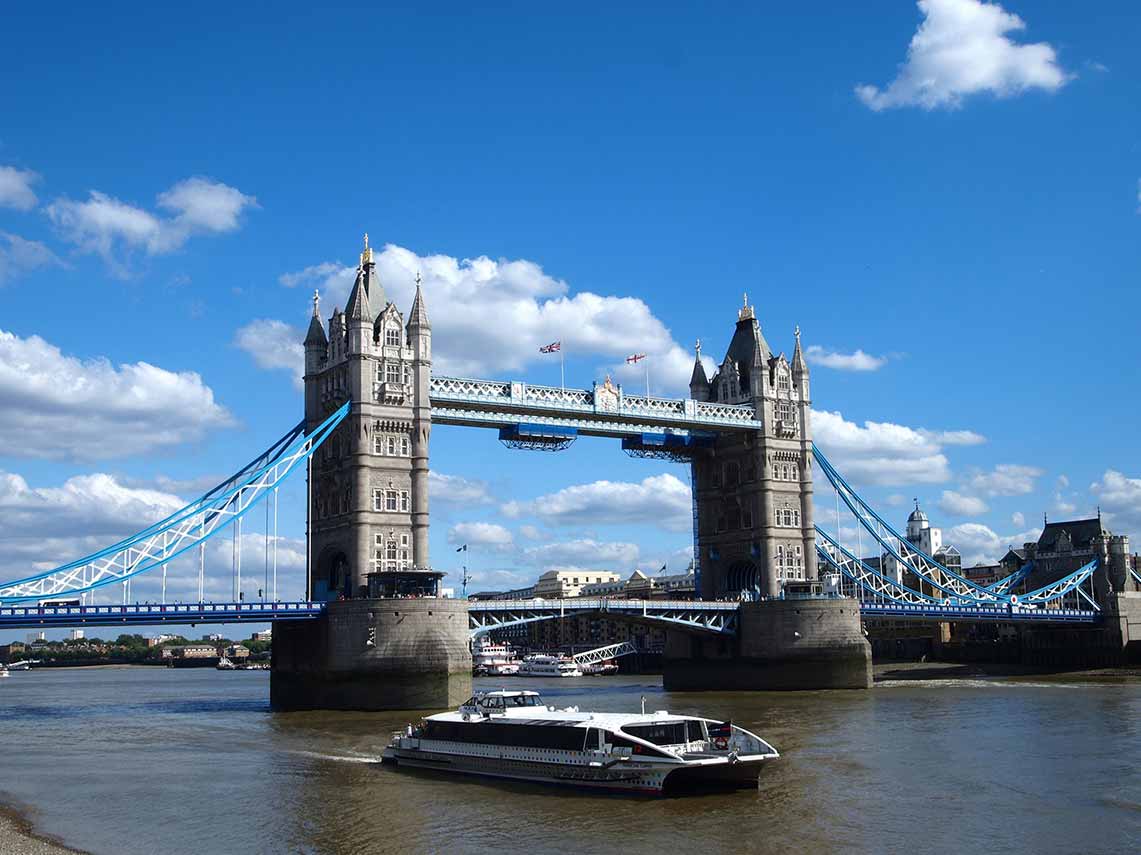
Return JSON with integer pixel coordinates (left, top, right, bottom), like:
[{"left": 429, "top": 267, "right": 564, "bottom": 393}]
[
  {"left": 386, "top": 490, "right": 398, "bottom": 511},
  {"left": 387, "top": 437, "right": 396, "bottom": 455},
  {"left": 386, "top": 540, "right": 398, "bottom": 561},
  {"left": 385, "top": 363, "right": 401, "bottom": 384},
  {"left": 400, "top": 534, "right": 408, "bottom": 547},
  {"left": 385, "top": 328, "right": 400, "bottom": 346},
  {"left": 743, "top": 506, "right": 754, "bottom": 529},
  {"left": 776, "top": 400, "right": 793, "bottom": 422},
  {"left": 373, "top": 489, "right": 383, "bottom": 511},
  {"left": 724, "top": 462, "right": 739, "bottom": 488},
  {"left": 776, "top": 545, "right": 785, "bottom": 567},
  {"left": 401, "top": 437, "right": 410, "bottom": 456},
  {"left": 727, "top": 502, "right": 741, "bottom": 530},
  {"left": 400, "top": 491, "right": 410, "bottom": 512},
  {"left": 778, "top": 371, "right": 790, "bottom": 392}
]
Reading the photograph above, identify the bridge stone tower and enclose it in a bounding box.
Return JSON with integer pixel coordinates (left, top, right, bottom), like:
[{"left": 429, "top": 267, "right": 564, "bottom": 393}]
[
  {"left": 688, "top": 296, "right": 817, "bottom": 599},
  {"left": 273, "top": 235, "right": 471, "bottom": 712},
  {"left": 302, "top": 236, "right": 432, "bottom": 600}
]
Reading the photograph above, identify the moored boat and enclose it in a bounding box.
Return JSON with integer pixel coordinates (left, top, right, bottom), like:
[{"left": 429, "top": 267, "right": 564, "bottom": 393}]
[
  {"left": 381, "top": 690, "right": 778, "bottom": 795},
  {"left": 518, "top": 654, "right": 582, "bottom": 678}
]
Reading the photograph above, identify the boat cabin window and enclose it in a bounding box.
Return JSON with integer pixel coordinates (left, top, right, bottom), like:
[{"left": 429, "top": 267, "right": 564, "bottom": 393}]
[
  {"left": 504, "top": 694, "right": 543, "bottom": 707},
  {"left": 687, "top": 720, "right": 705, "bottom": 742},
  {"left": 606, "top": 732, "right": 675, "bottom": 759},
  {"left": 623, "top": 722, "right": 689, "bottom": 746},
  {"left": 422, "top": 720, "right": 590, "bottom": 751},
  {"left": 585, "top": 728, "right": 603, "bottom": 751}
]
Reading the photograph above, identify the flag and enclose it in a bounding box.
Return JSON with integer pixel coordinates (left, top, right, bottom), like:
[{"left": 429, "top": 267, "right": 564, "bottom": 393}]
[
  {"left": 456, "top": 544, "right": 467, "bottom": 553},
  {"left": 626, "top": 353, "right": 646, "bottom": 364},
  {"left": 708, "top": 720, "right": 732, "bottom": 739},
  {"left": 539, "top": 341, "right": 561, "bottom": 354}
]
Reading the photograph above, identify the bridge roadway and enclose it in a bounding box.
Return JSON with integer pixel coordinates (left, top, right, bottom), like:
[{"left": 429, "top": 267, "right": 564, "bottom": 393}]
[{"left": 0, "top": 598, "right": 1100, "bottom": 631}]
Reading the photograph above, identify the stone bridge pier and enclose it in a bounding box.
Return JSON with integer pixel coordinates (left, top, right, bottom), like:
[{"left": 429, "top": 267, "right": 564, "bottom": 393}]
[{"left": 663, "top": 598, "right": 872, "bottom": 691}]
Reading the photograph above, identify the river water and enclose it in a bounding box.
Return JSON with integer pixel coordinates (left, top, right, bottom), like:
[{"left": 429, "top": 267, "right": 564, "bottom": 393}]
[{"left": 0, "top": 667, "right": 1138, "bottom": 854}]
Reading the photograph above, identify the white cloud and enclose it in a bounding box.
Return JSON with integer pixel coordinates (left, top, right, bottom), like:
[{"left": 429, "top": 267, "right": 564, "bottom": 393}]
[
  {"left": 429, "top": 472, "right": 495, "bottom": 506},
  {"left": 812, "top": 409, "right": 970, "bottom": 485},
  {"left": 856, "top": 0, "right": 1071, "bottom": 111},
  {"left": 518, "top": 524, "right": 545, "bottom": 541},
  {"left": 47, "top": 177, "right": 256, "bottom": 274},
  {"left": 0, "top": 330, "right": 234, "bottom": 461},
  {"left": 523, "top": 538, "right": 640, "bottom": 569},
  {"left": 937, "top": 489, "right": 989, "bottom": 517},
  {"left": 1090, "top": 470, "right": 1141, "bottom": 535},
  {"left": 447, "top": 521, "right": 514, "bottom": 551},
  {"left": 804, "top": 346, "right": 887, "bottom": 372},
  {"left": 948, "top": 522, "right": 1041, "bottom": 566},
  {"left": 503, "top": 473, "right": 692, "bottom": 532},
  {"left": 279, "top": 261, "right": 356, "bottom": 293},
  {"left": 0, "top": 232, "right": 63, "bottom": 285},
  {"left": 965, "top": 463, "right": 1042, "bottom": 496},
  {"left": 885, "top": 494, "right": 908, "bottom": 506},
  {"left": 1056, "top": 474, "right": 1070, "bottom": 489},
  {"left": 233, "top": 319, "right": 304, "bottom": 389},
  {"left": 1011, "top": 511, "right": 1025, "bottom": 528},
  {"left": 0, "top": 166, "right": 40, "bottom": 210},
  {"left": 268, "top": 243, "right": 702, "bottom": 395}
]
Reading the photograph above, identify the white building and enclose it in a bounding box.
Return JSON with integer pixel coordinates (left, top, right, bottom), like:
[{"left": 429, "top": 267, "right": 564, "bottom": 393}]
[
  {"left": 69, "top": 629, "right": 85, "bottom": 641},
  {"left": 534, "top": 570, "right": 622, "bottom": 599}
]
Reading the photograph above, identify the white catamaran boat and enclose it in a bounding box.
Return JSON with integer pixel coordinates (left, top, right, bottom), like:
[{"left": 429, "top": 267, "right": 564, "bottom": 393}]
[
  {"left": 517, "top": 654, "right": 582, "bottom": 678},
  {"left": 381, "top": 690, "right": 779, "bottom": 795}
]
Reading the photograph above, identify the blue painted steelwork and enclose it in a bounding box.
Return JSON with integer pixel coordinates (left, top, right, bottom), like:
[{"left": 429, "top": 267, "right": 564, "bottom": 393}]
[
  {"left": 0, "top": 601, "right": 326, "bottom": 630},
  {"left": 498, "top": 423, "right": 577, "bottom": 451},
  {"left": 468, "top": 598, "right": 739, "bottom": 638},
  {"left": 430, "top": 375, "right": 760, "bottom": 437},
  {"left": 0, "top": 403, "right": 350, "bottom": 604},
  {"left": 860, "top": 602, "right": 1100, "bottom": 624}
]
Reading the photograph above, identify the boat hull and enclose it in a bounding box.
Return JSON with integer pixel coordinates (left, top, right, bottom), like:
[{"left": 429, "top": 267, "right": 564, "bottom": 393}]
[{"left": 381, "top": 744, "right": 771, "bottom": 795}]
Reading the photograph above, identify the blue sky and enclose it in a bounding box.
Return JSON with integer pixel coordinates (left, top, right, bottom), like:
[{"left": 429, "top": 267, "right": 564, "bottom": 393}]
[{"left": 2, "top": 1, "right": 1140, "bottom": 639}]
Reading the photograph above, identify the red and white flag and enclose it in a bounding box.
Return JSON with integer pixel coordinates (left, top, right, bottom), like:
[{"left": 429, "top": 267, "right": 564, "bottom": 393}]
[
  {"left": 539, "top": 341, "right": 561, "bottom": 354},
  {"left": 626, "top": 353, "right": 646, "bottom": 364}
]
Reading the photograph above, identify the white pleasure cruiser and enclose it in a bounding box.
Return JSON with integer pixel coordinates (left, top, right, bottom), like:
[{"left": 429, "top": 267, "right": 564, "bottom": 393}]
[
  {"left": 517, "top": 654, "right": 582, "bottom": 677},
  {"left": 381, "top": 690, "right": 779, "bottom": 795}
]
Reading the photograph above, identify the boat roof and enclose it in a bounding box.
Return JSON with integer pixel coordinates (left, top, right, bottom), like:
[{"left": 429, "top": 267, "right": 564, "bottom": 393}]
[
  {"left": 473, "top": 690, "right": 541, "bottom": 698},
  {"left": 436, "top": 705, "right": 706, "bottom": 729}
]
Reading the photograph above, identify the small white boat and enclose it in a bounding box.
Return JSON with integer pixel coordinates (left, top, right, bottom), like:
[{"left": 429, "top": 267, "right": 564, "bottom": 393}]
[
  {"left": 382, "top": 690, "right": 779, "bottom": 795},
  {"left": 518, "top": 654, "right": 582, "bottom": 678},
  {"left": 472, "top": 638, "right": 520, "bottom": 676},
  {"left": 216, "top": 657, "right": 237, "bottom": 671},
  {"left": 0, "top": 666, "right": 9, "bottom": 679},
  {"left": 6, "top": 660, "right": 35, "bottom": 671}
]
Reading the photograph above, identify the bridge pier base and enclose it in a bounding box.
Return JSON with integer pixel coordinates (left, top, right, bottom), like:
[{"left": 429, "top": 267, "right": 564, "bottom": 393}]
[
  {"left": 663, "top": 598, "right": 872, "bottom": 691},
  {"left": 270, "top": 598, "right": 471, "bottom": 711}
]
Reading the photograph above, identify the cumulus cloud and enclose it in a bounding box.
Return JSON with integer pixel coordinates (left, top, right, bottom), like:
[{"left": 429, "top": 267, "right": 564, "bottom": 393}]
[
  {"left": 233, "top": 319, "right": 305, "bottom": 389},
  {"left": 266, "top": 243, "right": 701, "bottom": 394},
  {"left": 46, "top": 177, "right": 257, "bottom": 275},
  {"left": 948, "top": 521, "right": 1042, "bottom": 566},
  {"left": 812, "top": 409, "right": 984, "bottom": 486},
  {"left": 0, "top": 231, "right": 63, "bottom": 284},
  {"left": 804, "top": 346, "right": 887, "bottom": 372},
  {"left": 0, "top": 329, "right": 233, "bottom": 461},
  {"left": 1011, "top": 511, "right": 1025, "bottom": 528},
  {"left": 522, "top": 538, "right": 640, "bottom": 569},
  {"left": 938, "top": 489, "right": 989, "bottom": 517},
  {"left": 429, "top": 472, "right": 495, "bottom": 506},
  {"left": 447, "top": 521, "right": 514, "bottom": 551},
  {"left": 1090, "top": 470, "right": 1141, "bottom": 535},
  {"left": 503, "top": 473, "right": 692, "bottom": 532},
  {"left": 0, "top": 166, "right": 40, "bottom": 210},
  {"left": 856, "top": 0, "right": 1071, "bottom": 111},
  {"left": 965, "top": 463, "right": 1042, "bottom": 496}
]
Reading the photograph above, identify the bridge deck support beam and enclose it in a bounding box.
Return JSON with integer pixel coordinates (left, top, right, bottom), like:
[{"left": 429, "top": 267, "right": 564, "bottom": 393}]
[
  {"left": 663, "top": 598, "right": 872, "bottom": 691},
  {"left": 271, "top": 598, "right": 471, "bottom": 711}
]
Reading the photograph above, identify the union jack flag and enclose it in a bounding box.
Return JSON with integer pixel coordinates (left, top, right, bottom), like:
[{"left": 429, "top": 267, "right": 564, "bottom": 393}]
[
  {"left": 626, "top": 353, "right": 646, "bottom": 364},
  {"left": 539, "top": 341, "right": 561, "bottom": 354}
]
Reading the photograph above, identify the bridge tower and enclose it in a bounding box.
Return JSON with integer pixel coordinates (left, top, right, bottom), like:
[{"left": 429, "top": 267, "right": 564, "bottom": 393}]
[
  {"left": 302, "top": 236, "right": 433, "bottom": 600},
  {"left": 689, "top": 296, "right": 816, "bottom": 599},
  {"left": 274, "top": 235, "right": 470, "bottom": 712}
]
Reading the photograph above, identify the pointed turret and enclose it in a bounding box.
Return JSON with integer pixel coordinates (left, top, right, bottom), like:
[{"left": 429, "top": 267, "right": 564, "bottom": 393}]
[
  {"left": 304, "top": 289, "right": 328, "bottom": 347},
  {"left": 791, "top": 325, "right": 807, "bottom": 376},
  {"left": 408, "top": 271, "right": 430, "bottom": 330},
  {"left": 359, "top": 232, "right": 386, "bottom": 316},
  {"left": 345, "top": 270, "right": 373, "bottom": 323},
  {"left": 688, "top": 339, "right": 709, "bottom": 400}
]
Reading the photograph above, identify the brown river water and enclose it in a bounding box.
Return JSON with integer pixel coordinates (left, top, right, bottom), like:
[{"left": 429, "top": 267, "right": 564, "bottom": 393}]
[{"left": 0, "top": 667, "right": 1138, "bottom": 854}]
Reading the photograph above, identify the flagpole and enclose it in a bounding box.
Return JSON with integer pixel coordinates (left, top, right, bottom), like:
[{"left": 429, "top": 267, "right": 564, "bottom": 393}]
[
  {"left": 560, "top": 344, "right": 565, "bottom": 392},
  {"left": 645, "top": 358, "right": 650, "bottom": 398}
]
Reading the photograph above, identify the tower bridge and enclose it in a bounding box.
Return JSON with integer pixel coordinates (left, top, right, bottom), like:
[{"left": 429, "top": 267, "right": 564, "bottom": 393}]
[{"left": 2, "top": 234, "right": 1137, "bottom": 709}]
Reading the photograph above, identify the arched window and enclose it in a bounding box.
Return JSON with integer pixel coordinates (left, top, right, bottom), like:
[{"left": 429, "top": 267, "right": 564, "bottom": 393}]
[
  {"left": 385, "top": 328, "right": 400, "bottom": 346},
  {"left": 777, "top": 371, "right": 790, "bottom": 392}
]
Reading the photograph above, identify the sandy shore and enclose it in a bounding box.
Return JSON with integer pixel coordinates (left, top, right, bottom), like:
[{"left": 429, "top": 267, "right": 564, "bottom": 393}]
[{"left": 0, "top": 803, "right": 87, "bottom": 855}]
